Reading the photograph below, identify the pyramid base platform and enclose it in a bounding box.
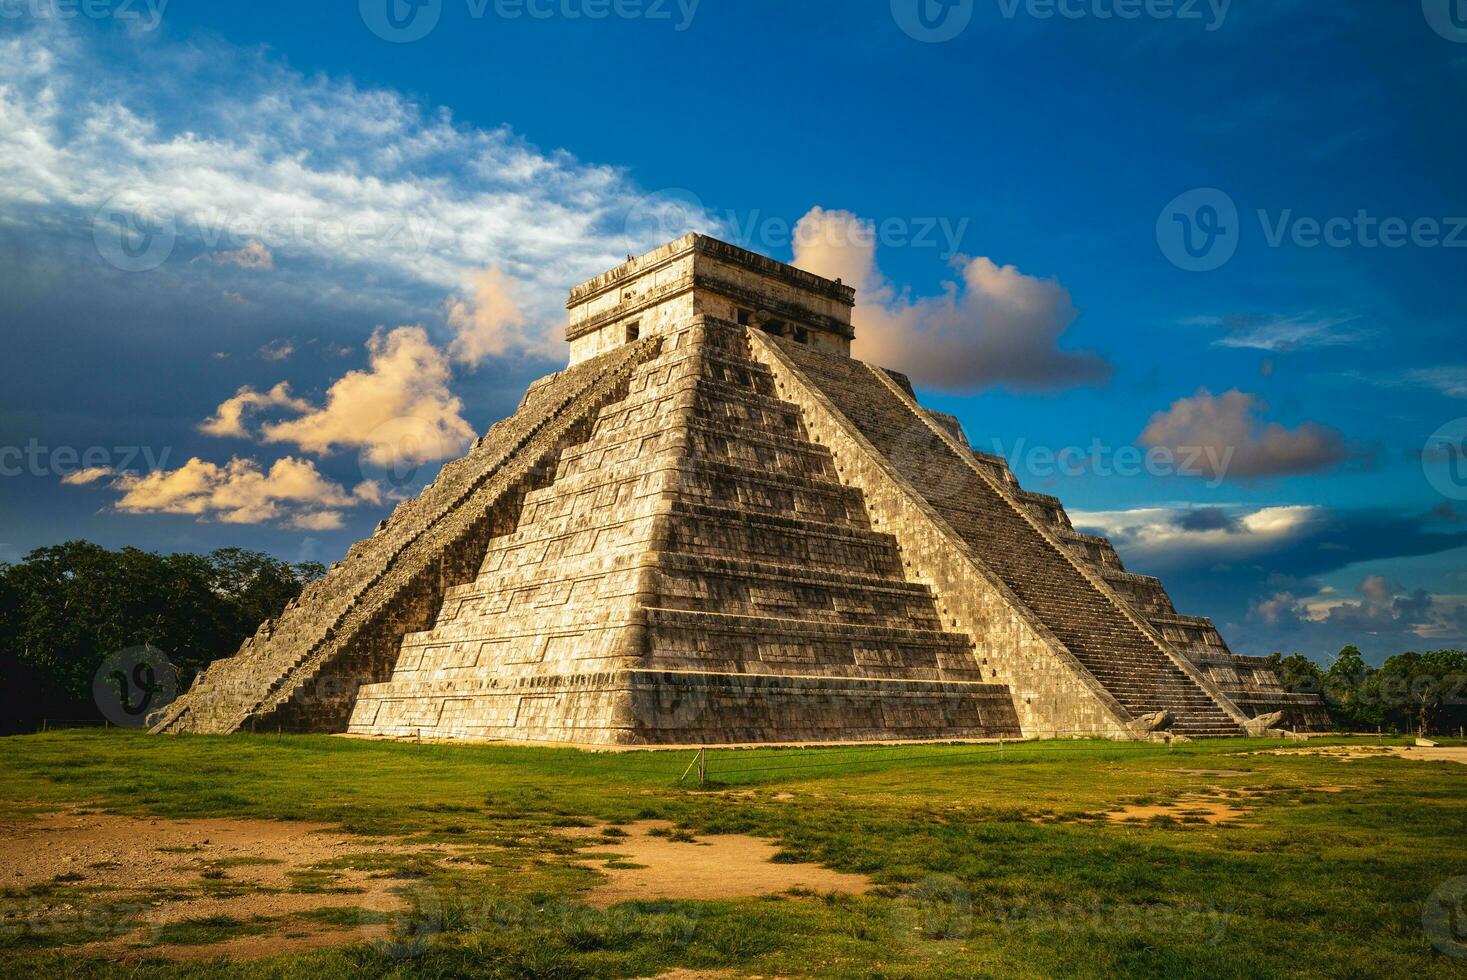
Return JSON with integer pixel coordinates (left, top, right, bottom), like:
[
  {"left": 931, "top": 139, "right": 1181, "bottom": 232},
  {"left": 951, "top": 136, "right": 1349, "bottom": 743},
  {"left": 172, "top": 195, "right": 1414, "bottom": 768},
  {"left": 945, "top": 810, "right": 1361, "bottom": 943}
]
[{"left": 347, "top": 670, "right": 1023, "bottom": 745}]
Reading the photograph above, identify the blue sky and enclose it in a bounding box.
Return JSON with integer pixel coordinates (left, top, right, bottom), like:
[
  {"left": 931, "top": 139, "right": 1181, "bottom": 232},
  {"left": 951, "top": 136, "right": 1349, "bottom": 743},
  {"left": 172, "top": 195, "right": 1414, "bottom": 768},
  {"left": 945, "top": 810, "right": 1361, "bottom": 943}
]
[{"left": 1, "top": 0, "right": 1465, "bottom": 663}]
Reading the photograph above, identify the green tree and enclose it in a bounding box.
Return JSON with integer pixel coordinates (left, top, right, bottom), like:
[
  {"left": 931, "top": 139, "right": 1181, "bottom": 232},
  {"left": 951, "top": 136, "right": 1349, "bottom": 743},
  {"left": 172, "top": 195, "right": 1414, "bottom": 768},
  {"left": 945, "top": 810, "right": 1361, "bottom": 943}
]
[
  {"left": 1375, "top": 650, "right": 1467, "bottom": 736},
  {"left": 1266, "top": 652, "right": 1324, "bottom": 697},
  {"left": 204, "top": 548, "right": 326, "bottom": 642},
  {"left": 1320, "top": 645, "right": 1383, "bottom": 731},
  {"left": 0, "top": 541, "right": 322, "bottom": 733}
]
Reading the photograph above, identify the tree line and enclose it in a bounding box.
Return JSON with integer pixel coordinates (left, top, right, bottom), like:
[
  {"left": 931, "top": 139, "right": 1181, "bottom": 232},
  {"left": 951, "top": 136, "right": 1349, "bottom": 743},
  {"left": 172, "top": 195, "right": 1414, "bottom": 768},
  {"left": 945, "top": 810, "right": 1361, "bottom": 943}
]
[
  {"left": 0, "top": 541, "right": 323, "bottom": 734},
  {"left": 1268, "top": 646, "right": 1467, "bottom": 736}
]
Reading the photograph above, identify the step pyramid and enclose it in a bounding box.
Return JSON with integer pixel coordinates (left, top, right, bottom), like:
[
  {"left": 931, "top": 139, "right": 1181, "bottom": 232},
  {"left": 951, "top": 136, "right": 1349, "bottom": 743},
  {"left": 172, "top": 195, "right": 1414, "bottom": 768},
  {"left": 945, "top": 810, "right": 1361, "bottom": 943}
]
[{"left": 152, "top": 235, "right": 1327, "bottom": 742}]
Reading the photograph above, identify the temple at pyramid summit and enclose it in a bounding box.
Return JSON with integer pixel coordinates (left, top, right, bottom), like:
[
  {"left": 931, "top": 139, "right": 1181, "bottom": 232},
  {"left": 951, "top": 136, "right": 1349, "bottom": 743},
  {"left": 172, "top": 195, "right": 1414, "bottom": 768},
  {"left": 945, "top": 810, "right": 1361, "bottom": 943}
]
[{"left": 151, "top": 235, "right": 1328, "bottom": 744}]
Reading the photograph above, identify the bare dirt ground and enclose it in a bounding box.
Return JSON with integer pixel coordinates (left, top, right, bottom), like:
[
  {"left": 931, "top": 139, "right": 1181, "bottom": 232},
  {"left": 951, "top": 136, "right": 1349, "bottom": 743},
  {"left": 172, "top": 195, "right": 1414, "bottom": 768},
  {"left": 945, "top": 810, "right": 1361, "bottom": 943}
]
[
  {"left": 1105, "top": 794, "right": 1254, "bottom": 826},
  {"left": 3, "top": 809, "right": 873, "bottom": 961},
  {"left": 1, "top": 808, "right": 473, "bottom": 961},
  {"left": 1102, "top": 783, "right": 1356, "bottom": 826},
  {"left": 563, "top": 820, "right": 872, "bottom": 908}
]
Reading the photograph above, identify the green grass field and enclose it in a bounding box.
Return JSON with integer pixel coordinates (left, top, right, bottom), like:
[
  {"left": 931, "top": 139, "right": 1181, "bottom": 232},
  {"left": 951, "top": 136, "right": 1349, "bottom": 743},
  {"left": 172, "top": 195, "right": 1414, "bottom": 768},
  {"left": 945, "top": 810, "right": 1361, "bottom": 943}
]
[{"left": 1, "top": 732, "right": 1464, "bottom": 978}]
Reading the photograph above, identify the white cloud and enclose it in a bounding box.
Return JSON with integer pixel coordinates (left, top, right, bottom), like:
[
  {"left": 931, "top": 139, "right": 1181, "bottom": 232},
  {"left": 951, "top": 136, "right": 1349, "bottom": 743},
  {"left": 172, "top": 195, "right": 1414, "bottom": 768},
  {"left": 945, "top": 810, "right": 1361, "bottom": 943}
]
[
  {"left": 1249, "top": 591, "right": 1308, "bottom": 628},
  {"left": 1071, "top": 504, "right": 1323, "bottom": 569},
  {"left": 445, "top": 265, "right": 536, "bottom": 366},
  {"left": 200, "top": 328, "right": 474, "bottom": 469},
  {"left": 790, "top": 207, "right": 1110, "bottom": 391},
  {"left": 289, "top": 510, "right": 347, "bottom": 531},
  {"left": 1186, "top": 312, "right": 1363, "bottom": 352},
  {"left": 60, "top": 466, "right": 115, "bottom": 486},
  {"left": 1139, "top": 388, "right": 1347, "bottom": 480},
  {"left": 257, "top": 339, "right": 294, "bottom": 361},
  {"left": 1251, "top": 575, "right": 1465, "bottom": 644},
  {"left": 0, "top": 18, "right": 704, "bottom": 357},
  {"left": 1410, "top": 366, "right": 1467, "bottom": 400},
  {"left": 261, "top": 326, "right": 475, "bottom": 466},
  {"left": 112, "top": 456, "right": 381, "bottom": 527},
  {"left": 200, "top": 382, "right": 311, "bottom": 439}
]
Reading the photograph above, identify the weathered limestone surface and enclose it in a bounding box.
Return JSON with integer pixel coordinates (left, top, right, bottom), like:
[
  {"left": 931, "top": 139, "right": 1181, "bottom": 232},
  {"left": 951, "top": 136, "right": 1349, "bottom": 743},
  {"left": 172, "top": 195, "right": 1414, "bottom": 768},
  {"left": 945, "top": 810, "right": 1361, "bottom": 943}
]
[
  {"left": 348, "top": 320, "right": 1020, "bottom": 743},
  {"left": 151, "top": 340, "right": 661, "bottom": 735},
  {"left": 567, "top": 234, "right": 855, "bottom": 365},
  {"left": 155, "top": 234, "right": 1327, "bottom": 742},
  {"left": 747, "top": 333, "right": 1324, "bottom": 734}
]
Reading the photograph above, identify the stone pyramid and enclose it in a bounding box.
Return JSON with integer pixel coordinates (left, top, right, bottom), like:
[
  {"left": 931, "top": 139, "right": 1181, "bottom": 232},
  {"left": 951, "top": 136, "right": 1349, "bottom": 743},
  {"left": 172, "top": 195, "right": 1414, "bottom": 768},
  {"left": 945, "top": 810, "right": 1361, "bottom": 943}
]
[{"left": 152, "top": 235, "right": 1327, "bottom": 743}]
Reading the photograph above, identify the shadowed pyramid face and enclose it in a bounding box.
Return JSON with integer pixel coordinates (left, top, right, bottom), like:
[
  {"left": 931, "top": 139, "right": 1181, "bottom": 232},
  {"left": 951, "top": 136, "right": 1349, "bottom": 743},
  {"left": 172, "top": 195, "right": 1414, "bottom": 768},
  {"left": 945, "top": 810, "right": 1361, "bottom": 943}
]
[{"left": 152, "top": 238, "right": 1327, "bottom": 744}]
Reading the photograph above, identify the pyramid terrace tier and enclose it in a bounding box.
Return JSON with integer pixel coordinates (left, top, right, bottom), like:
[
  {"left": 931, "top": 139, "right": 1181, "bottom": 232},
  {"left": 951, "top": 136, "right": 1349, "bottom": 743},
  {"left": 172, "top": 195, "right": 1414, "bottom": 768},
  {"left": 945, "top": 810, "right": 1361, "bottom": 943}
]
[
  {"left": 749, "top": 328, "right": 1264, "bottom": 738},
  {"left": 348, "top": 319, "right": 1009, "bottom": 742},
  {"left": 349, "top": 669, "right": 1021, "bottom": 744}
]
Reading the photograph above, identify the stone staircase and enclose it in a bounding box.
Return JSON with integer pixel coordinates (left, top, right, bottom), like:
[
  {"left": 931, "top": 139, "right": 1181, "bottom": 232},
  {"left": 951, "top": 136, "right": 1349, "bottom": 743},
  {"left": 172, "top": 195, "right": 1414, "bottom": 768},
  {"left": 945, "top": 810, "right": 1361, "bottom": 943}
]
[
  {"left": 765, "top": 336, "right": 1244, "bottom": 737},
  {"left": 1027, "top": 503, "right": 1329, "bottom": 731},
  {"left": 346, "top": 320, "right": 1019, "bottom": 743},
  {"left": 151, "top": 339, "right": 660, "bottom": 734},
  {"left": 638, "top": 329, "right": 988, "bottom": 686}
]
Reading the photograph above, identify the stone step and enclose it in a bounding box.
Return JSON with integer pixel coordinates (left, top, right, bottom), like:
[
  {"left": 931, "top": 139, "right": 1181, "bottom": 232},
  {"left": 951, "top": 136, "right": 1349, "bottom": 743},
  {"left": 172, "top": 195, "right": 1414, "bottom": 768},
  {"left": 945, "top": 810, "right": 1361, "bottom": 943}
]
[
  {"left": 555, "top": 406, "right": 838, "bottom": 482},
  {"left": 153, "top": 340, "right": 660, "bottom": 734},
  {"left": 345, "top": 322, "right": 1000, "bottom": 740},
  {"left": 667, "top": 458, "right": 868, "bottom": 527},
  {"left": 654, "top": 552, "right": 934, "bottom": 597},
  {"left": 650, "top": 554, "right": 945, "bottom": 629},
  {"left": 641, "top": 607, "right": 982, "bottom": 682},
  {"left": 660, "top": 501, "right": 905, "bottom": 578},
  {"left": 771, "top": 338, "right": 1242, "bottom": 735}
]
